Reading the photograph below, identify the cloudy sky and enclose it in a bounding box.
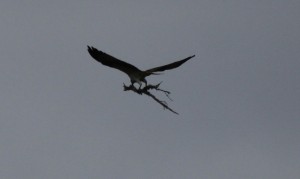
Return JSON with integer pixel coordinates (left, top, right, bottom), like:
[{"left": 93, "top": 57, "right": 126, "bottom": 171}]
[{"left": 1, "top": 0, "right": 299, "bottom": 178}]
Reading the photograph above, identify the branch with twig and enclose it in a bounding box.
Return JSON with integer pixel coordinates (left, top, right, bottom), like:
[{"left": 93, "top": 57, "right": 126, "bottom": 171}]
[{"left": 123, "top": 82, "right": 179, "bottom": 115}]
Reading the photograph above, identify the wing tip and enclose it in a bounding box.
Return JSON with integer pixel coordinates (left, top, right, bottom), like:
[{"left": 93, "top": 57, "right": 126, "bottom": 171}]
[
  {"left": 87, "top": 46, "right": 101, "bottom": 56},
  {"left": 87, "top": 45, "right": 95, "bottom": 50},
  {"left": 184, "top": 55, "right": 195, "bottom": 62},
  {"left": 87, "top": 45, "right": 92, "bottom": 52}
]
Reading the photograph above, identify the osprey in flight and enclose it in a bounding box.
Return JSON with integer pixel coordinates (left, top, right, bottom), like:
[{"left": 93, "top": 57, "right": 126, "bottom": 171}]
[{"left": 87, "top": 46, "right": 195, "bottom": 88}]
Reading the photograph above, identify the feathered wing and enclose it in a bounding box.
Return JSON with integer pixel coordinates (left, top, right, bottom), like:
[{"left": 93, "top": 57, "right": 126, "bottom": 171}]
[
  {"left": 145, "top": 55, "right": 195, "bottom": 73},
  {"left": 87, "top": 46, "right": 142, "bottom": 76}
]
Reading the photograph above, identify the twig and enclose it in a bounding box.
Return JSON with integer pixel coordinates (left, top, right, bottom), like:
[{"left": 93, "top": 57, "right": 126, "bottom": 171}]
[{"left": 123, "top": 83, "right": 179, "bottom": 115}]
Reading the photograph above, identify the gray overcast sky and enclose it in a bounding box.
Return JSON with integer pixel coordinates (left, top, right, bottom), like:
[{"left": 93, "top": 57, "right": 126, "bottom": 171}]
[{"left": 0, "top": 0, "right": 299, "bottom": 178}]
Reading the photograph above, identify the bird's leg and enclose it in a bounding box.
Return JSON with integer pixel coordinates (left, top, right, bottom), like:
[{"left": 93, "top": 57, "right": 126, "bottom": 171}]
[
  {"left": 142, "top": 79, "right": 148, "bottom": 89},
  {"left": 138, "top": 82, "right": 143, "bottom": 90},
  {"left": 130, "top": 80, "right": 135, "bottom": 88},
  {"left": 131, "top": 80, "right": 141, "bottom": 90}
]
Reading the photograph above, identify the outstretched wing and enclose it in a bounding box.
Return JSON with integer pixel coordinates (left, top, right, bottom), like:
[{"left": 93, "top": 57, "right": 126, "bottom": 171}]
[
  {"left": 145, "top": 55, "right": 195, "bottom": 73},
  {"left": 87, "top": 46, "right": 142, "bottom": 76}
]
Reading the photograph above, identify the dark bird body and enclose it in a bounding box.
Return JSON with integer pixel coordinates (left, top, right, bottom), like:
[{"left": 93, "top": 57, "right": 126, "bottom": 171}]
[{"left": 87, "top": 46, "right": 195, "bottom": 88}]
